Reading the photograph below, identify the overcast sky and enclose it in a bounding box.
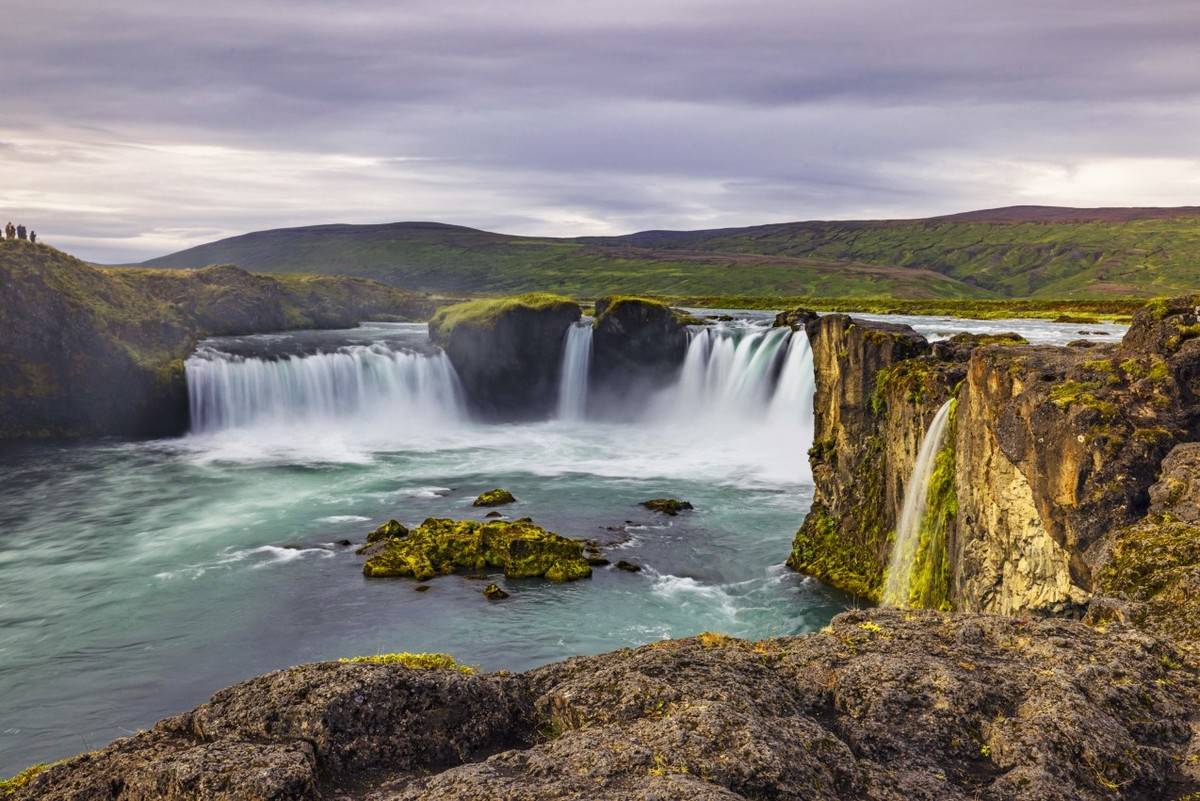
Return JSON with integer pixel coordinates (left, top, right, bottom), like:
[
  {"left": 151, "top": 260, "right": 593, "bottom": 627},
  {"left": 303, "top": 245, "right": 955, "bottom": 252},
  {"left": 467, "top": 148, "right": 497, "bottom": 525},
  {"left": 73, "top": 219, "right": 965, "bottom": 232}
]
[{"left": 2, "top": 0, "right": 1199, "bottom": 262}]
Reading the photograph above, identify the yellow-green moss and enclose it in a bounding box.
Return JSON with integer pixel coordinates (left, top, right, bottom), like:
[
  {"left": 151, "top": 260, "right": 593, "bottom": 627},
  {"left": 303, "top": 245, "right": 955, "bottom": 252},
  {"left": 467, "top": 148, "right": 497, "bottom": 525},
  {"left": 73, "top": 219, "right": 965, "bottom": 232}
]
[
  {"left": 907, "top": 399, "right": 957, "bottom": 611},
  {"left": 1049, "top": 380, "right": 1119, "bottom": 419},
  {"left": 788, "top": 499, "right": 885, "bottom": 603},
  {"left": 337, "top": 652, "right": 475, "bottom": 674},
  {"left": 428, "top": 293, "right": 577, "bottom": 340},
  {"left": 473, "top": 488, "right": 516, "bottom": 507},
  {"left": 363, "top": 517, "right": 592, "bottom": 583},
  {"left": 0, "top": 764, "right": 48, "bottom": 798},
  {"left": 1095, "top": 521, "right": 1200, "bottom": 648}
]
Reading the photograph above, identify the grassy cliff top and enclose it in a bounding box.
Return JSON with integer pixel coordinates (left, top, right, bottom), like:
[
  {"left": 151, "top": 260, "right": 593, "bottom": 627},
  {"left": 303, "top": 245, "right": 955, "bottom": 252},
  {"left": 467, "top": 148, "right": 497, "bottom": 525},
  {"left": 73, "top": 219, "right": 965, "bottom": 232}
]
[
  {"left": 428, "top": 292, "right": 579, "bottom": 340},
  {"left": 139, "top": 207, "right": 1200, "bottom": 301}
]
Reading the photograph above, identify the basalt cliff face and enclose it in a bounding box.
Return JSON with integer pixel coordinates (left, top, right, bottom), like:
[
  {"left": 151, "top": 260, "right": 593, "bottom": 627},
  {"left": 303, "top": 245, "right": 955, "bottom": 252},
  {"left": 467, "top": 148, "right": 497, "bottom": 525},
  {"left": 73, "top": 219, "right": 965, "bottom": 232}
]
[
  {"left": 11, "top": 610, "right": 1199, "bottom": 801},
  {"left": 790, "top": 299, "right": 1200, "bottom": 619},
  {"left": 428, "top": 294, "right": 583, "bottom": 420},
  {"left": 0, "top": 242, "right": 434, "bottom": 440}
]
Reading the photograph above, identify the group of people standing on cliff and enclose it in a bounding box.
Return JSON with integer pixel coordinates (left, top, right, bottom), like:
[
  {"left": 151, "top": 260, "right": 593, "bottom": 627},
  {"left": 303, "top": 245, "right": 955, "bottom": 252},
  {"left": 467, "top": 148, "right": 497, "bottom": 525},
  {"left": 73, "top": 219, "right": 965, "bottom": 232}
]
[{"left": 5, "top": 221, "right": 36, "bottom": 243}]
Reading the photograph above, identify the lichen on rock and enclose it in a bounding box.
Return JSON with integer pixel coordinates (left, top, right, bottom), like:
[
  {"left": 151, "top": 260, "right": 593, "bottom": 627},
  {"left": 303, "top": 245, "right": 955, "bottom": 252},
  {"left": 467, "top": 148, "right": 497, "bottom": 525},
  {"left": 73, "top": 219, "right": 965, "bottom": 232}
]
[{"left": 362, "top": 517, "right": 592, "bottom": 583}]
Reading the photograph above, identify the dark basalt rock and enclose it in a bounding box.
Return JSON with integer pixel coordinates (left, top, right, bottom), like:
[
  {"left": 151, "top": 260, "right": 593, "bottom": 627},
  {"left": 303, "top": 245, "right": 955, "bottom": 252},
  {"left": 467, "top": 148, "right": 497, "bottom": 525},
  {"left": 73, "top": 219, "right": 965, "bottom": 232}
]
[
  {"left": 428, "top": 294, "right": 581, "bottom": 420},
  {"left": 640, "top": 498, "right": 694, "bottom": 515},
  {"left": 482, "top": 583, "right": 510, "bottom": 600},
  {"left": 13, "top": 611, "right": 1199, "bottom": 801},
  {"left": 773, "top": 306, "right": 818, "bottom": 329},
  {"left": 616, "top": 560, "right": 641, "bottom": 572},
  {"left": 591, "top": 296, "right": 690, "bottom": 404}
]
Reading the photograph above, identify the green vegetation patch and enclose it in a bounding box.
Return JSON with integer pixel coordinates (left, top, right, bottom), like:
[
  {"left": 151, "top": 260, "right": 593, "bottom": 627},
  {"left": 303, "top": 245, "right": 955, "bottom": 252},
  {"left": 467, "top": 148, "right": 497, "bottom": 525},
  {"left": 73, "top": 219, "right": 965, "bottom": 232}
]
[
  {"left": 337, "top": 652, "right": 475, "bottom": 674},
  {"left": 871, "top": 358, "right": 946, "bottom": 416},
  {"left": 428, "top": 293, "right": 577, "bottom": 340},
  {"left": 907, "top": 399, "right": 957, "bottom": 610},
  {"left": 362, "top": 517, "right": 592, "bottom": 582}
]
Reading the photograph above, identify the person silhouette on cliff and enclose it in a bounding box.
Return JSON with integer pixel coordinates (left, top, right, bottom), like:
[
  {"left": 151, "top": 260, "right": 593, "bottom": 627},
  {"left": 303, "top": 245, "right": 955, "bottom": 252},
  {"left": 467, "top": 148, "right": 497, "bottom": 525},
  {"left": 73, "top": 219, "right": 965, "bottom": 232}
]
[
  {"left": 29, "top": 231, "right": 37, "bottom": 244},
  {"left": 16, "top": 224, "right": 27, "bottom": 240},
  {"left": 4, "top": 222, "right": 13, "bottom": 240}
]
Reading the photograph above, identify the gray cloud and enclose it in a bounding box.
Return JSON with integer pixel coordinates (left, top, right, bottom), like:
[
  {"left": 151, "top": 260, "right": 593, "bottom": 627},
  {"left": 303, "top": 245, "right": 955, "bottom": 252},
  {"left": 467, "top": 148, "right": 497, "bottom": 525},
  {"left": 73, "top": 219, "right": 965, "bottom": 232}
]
[{"left": 1, "top": 0, "right": 1198, "bottom": 262}]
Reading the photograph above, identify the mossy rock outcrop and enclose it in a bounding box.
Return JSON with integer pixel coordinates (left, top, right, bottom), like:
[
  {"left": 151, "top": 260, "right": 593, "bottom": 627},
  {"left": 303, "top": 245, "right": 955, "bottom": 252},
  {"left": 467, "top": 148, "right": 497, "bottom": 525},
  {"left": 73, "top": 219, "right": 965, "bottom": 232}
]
[
  {"left": 590, "top": 295, "right": 690, "bottom": 405},
  {"left": 0, "top": 241, "right": 432, "bottom": 440},
  {"left": 362, "top": 517, "right": 592, "bottom": 582},
  {"left": 640, "top": 498, "right": 693, "bottom": 515},
  {"left": 473, "top": 489, "right": 516, "bottom": 507},
  {"left": 428, "top": 293, "right": 581, "bottom": 420}
]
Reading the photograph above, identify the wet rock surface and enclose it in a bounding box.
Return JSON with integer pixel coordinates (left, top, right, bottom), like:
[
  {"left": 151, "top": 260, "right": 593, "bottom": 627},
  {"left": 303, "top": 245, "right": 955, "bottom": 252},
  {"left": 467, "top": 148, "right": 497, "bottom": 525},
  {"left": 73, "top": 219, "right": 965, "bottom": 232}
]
[
  {"left": 428, "top": 294, "right": 581, "bottom": 420},
  {"left": 591, "top": 296, "right": 690, "bottom": 402},
  {"left": 14, "top": 611, "right": 1199, "bottom": 801}
]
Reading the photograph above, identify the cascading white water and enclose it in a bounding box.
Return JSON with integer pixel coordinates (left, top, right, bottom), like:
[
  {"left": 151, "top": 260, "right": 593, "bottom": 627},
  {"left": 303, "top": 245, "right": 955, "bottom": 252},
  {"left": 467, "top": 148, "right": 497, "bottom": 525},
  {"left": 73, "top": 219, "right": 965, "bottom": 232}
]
[
  {"left": 186, "top": 344, "right": 466, "bottom": 433},
  {"left": 557, "top": 320, "right": 593, "bottom": 420},
  {"left": 881, "top": 399, "right": 954, "bottom": 607},
  {"left": 649, "top": 322, "right": 816, "bottom": 482},
  {"left": 662, "top": 323, "right": 810, "bottom": 420}
]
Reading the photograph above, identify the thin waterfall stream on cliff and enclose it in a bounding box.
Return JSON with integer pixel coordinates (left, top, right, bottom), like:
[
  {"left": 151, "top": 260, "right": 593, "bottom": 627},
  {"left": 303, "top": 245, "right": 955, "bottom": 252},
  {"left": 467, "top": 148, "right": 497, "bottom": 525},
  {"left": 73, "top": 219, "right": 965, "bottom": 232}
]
[{"left": 0, "top": 311, "right": 1125, "bottom": 774}]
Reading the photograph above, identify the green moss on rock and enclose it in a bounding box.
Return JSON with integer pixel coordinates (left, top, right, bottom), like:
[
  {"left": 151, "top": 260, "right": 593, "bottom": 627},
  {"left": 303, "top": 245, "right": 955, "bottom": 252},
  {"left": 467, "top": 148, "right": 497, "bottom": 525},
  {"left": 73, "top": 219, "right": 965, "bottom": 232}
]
[
  {"left": 788, "top": 502, "right": 885, "bottom": 602},
  {"left": 337, "top": 652, "right": 474, "bottom": 673},
  {"left": 1095, "top": 521, "right": 1200, "bottom": 647},
  {"left": 366, "top": 519, "right": 409, "bottom": 544},
  {"left": 428, "top": 293, "right": 578, "bottom": 341},
  {"left": 0, "top": 764, "right": 47, "bottom": 798},
  {"left": 362, "top": 517, "right": 592, "bottom": 583},
  {"left": 473, "top": 489, "right": 516, "bottom": 507}
]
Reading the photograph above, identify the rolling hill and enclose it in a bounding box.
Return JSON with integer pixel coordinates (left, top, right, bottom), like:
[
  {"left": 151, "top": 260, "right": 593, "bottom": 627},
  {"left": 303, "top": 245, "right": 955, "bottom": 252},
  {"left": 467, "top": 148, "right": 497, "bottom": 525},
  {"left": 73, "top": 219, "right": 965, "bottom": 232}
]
[{"left": 140, "top": 206, "right": 1200, "bottom": 300}]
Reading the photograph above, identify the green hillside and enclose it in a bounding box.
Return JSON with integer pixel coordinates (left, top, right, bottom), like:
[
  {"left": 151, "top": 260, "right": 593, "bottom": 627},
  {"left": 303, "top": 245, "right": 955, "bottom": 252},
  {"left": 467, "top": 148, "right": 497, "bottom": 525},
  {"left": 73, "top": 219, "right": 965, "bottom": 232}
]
[{"left": 140, "top": 206, "right": 1200, "bottom": 300}]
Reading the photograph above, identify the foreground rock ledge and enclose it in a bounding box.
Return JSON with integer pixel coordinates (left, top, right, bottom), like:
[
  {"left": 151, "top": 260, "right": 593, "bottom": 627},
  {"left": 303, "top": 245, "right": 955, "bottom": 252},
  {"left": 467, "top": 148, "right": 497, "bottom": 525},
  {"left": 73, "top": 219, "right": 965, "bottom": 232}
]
[{"left": 12, "top": 610, "right": 1199, "bottom": 801}]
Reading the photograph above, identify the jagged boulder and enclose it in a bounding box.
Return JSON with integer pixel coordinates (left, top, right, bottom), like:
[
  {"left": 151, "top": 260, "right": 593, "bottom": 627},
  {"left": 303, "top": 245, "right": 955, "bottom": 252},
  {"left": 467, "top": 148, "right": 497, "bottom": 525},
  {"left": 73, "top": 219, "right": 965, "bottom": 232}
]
[
  {"left": 13, "top": 611, "right": 1199, "bottom": 801},
  {"left": 428, "top": 294, "right": 581, "bottom": 420},
  {"left": 640, "top": 498, "right": 693, "bottom": 515},
  {"left": 590, "top": 296, "right": 691, "bottom": 403}
]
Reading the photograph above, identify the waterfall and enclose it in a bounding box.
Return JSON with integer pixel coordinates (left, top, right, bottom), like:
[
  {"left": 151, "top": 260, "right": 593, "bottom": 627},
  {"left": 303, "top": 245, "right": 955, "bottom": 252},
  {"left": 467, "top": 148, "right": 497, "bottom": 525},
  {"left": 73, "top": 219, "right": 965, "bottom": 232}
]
[
  {"left": 882, "top": 399, "right": 954, "bottom": 607},
  {"left": 648, "top": 323, "right": 815, "bottom": 480},
  {"left": 186, "top": 343, "right": 466, "bottom": 433},
  {"left": 557, "top": 320, "right": 593, "bottom": 420}
]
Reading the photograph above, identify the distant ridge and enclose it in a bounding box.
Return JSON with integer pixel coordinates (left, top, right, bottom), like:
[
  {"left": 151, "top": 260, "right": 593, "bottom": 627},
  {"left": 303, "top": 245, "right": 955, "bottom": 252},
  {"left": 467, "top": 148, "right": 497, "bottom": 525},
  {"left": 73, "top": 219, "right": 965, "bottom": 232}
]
[{"left": 140, "top": 205, "right": 1200, "bottom": 300}]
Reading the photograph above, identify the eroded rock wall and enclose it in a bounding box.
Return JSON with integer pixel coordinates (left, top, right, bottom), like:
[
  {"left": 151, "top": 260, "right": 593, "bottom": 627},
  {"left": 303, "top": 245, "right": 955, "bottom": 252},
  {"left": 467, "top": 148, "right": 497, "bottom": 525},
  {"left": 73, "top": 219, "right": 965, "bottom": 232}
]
[
  {"left": 787, "top": 314, "right": 952, "bottom": 600},
  {"left": 793, "top": 297, "right": 1200, "bottom": 616}
]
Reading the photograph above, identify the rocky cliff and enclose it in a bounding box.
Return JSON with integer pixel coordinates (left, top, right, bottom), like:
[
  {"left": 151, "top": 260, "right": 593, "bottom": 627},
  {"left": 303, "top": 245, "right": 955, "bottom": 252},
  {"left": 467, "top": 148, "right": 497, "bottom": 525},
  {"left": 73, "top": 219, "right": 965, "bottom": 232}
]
[
  {"left": 790, "top": 299, "right": 1200, "bottom": 617},
  {"left": 9, "top": 609, "right": 1198, "bottom": 801},
  {"left": 428, "top": 293, "right": 582, "bottom": 420},
  {"left": 0, "top": 241, "right": 434, "bottom": 439}
]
